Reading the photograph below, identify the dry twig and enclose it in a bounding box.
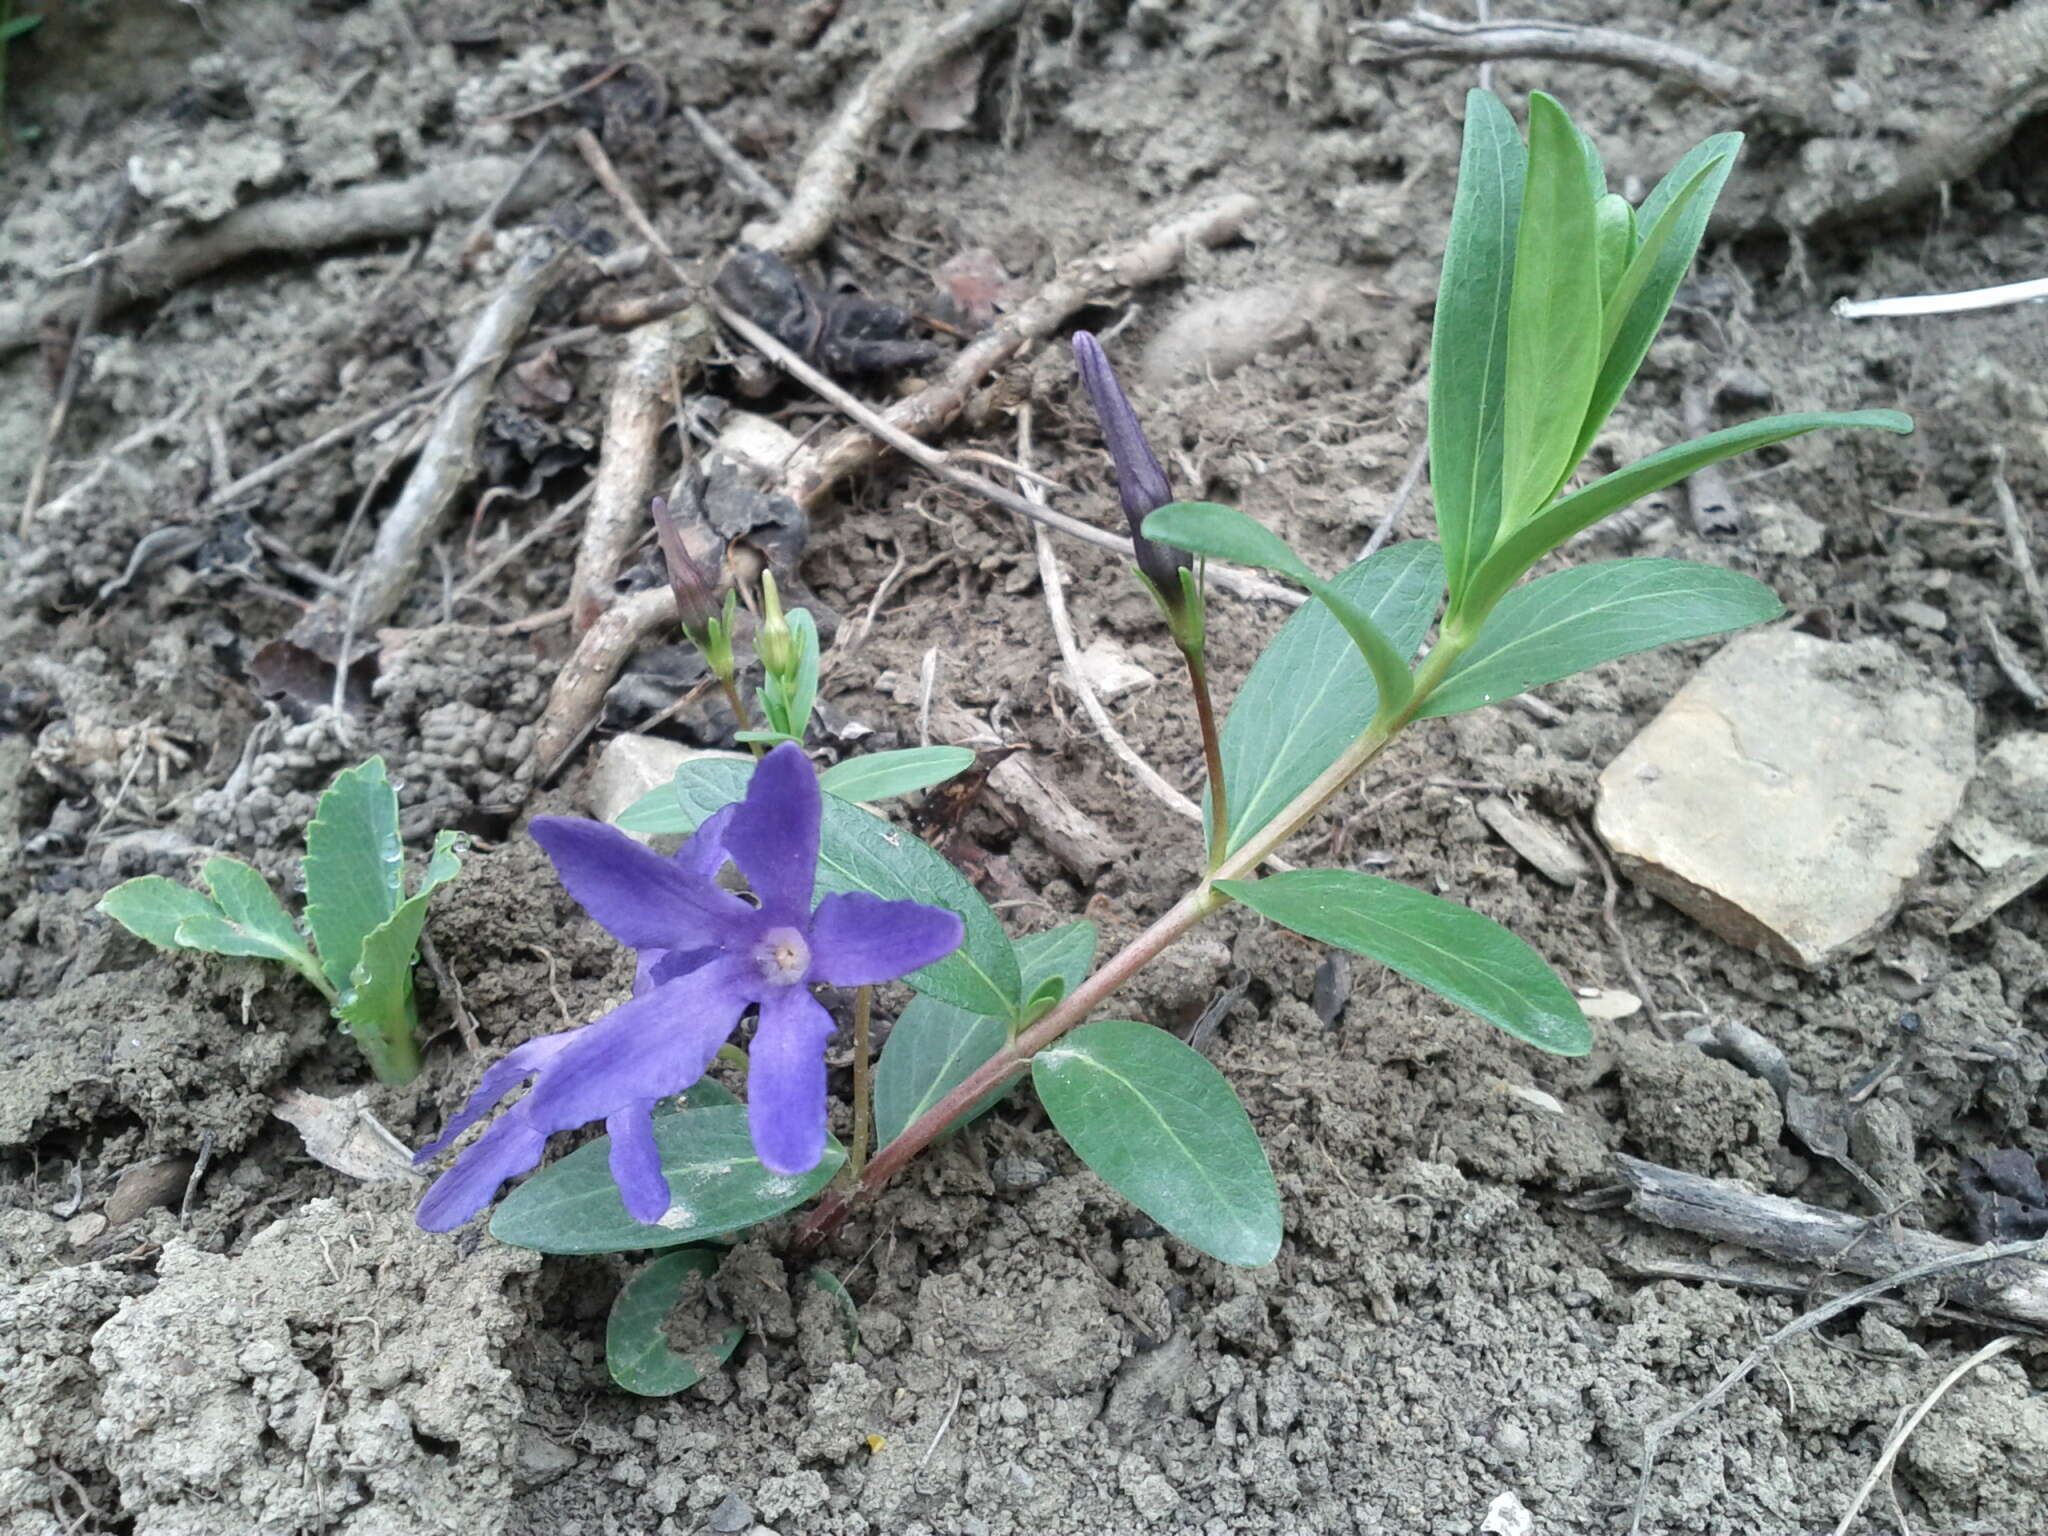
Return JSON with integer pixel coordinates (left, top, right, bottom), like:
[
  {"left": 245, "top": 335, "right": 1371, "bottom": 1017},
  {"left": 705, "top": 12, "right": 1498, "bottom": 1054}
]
[
  {"left": 1991, "top": 465, "right": 2048, "bottom": 654},
  {"left": 0, "top": 155, "right": 580, "bottom": 356},
  {"left": 1831, "top": 1335, "right": 2019, "bottom": 1536},
  {"left": 1356, "top": 11, "right": 1757, "bottom": 104},
  {"left": 742, "top": 0, "right": 1027, "bottom": 259},
  {"left": 569, "top": 312, "right": 704, "bottom": 631},
  {"left": 290, "top": 235, "right": 569, "bottom": 659}
]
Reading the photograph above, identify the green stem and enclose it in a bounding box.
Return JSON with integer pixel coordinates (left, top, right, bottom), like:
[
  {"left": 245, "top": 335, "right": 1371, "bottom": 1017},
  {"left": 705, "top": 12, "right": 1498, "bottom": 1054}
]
[
  {"left": 345, "top": 1004, "right": 422, "bottom": 1085},
  {"left": 717, "top": 671, "right": 763, "bottom": 756},
  {"left": 791, "top": 631, "right": 1472, "bottom": 1254},
  {"left": 1182, "top": 648, "right": 1229, "bottom": 871}
]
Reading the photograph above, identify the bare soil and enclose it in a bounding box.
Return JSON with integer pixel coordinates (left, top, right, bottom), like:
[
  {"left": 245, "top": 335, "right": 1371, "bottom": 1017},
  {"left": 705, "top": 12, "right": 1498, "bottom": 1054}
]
[{"left": 5, "top": 3, "right": 2048, "bottom": 1534}]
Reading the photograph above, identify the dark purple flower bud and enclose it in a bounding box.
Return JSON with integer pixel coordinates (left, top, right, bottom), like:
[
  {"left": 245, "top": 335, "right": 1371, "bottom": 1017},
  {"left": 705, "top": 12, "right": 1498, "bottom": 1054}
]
[
  {"left": 650, "top": 494, "right": 719, "bottom": 639},
  {"left": 412, "top": 743, "right": 963, "bottom": 1229},
  {"left": 1072, "top": 331, "right": 1195, "bottom": 600}
]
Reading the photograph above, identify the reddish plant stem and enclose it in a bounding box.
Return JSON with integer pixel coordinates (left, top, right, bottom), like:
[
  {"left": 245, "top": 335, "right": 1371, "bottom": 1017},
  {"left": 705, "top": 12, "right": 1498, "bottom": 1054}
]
[{"left": 1183, "top": 648, "right": 1229, "bottom": 870}]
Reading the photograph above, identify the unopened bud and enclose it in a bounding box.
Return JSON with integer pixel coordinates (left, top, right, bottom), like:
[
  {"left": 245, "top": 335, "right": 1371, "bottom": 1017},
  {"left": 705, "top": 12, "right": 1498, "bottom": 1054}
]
[
  {"left": 1072, "top": 331, "right": 1195, "bottom": 606},
  {"left": 651, "top": 495, "right": 719, "bottom": 641},
  {"left": 756, "top": 570, "right": 797, "bottom": 678}
]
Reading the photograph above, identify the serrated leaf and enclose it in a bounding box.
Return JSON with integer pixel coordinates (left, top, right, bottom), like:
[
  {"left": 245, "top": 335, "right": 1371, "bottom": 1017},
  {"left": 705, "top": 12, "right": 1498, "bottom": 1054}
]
[
  {"left": 817, "top": 746, "right": 976, "bottom": 803},
  {"left": 1033, "top": 1020, "right": 1281, "bottom": 1267},
  {"left": 303, "top": 758, "right": 405, "bottom": 997},
  {"left": 1215, "top": 542, "right": 1443, "bottom": 856},
  {"left": 491, "top": 1104, "right": 845, "bottom": 1254},
  {"left": 1460, "top": 410, "right": 1913, "bottom": 625},
  {"left": 873, "top": 920, "right": 1097, "bottom": 1147},
  {"left": 1501, "top": 93, "right": 1604, "bottom": 529},
  {"left": 140, "top": 857, "right": 329, "bottom": 992},
  {"left": 1420, "top": 559, "right": 1782, "bottom": 718},
  {"left": 1432, "top": 89, "right": 1526, "bottom": 608},
  {"left": 606, "top": 1248, "right": 744, "bottom": 1396},
  {"left": 335, "top": 830, "right": 464, "bottom": 1083},
  {"left": 1143, "top": 502, "right": 1416, "bottom": 716},
  {"left": 1219, "top": 870, "right": 1590, "bottom": 1055},
  {"left": 98, "top": 876, "right": 227, "bottom": 951},
  {"left": 667, "top": 757, "right": 1021, "bottom": 1017}
]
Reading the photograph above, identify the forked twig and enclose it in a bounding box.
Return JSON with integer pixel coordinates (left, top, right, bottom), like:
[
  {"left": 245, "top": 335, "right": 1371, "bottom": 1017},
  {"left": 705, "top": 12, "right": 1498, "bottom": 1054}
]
[
  {"left": 742, "top": 0, "right": 1027, "bottom": 259},
  {"left": 1830, "top": 1334, "right": 2019, "bottom": 1536}
]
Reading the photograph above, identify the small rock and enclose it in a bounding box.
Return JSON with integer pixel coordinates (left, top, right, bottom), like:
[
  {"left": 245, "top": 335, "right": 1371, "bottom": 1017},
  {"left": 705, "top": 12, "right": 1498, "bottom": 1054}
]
[
  {"left": 1594, "top": 632, "right": 1974, "bottom": 968},
  {"left": 1140, "top": 275, "right": 1346, "bottom": 386},
  {"left": 1951, "top": 733, "right": 2048, "bottom": 872},
  {"left": 1575, "top": 988, "right": 1642, "bottom": 1021},
  {"left": 1074, "top": 639, "right": 1154, "bottom": 700},
  {"left": 585, "top": 738, "right": 744, "bottom": 843},
  {"left": 991, "top": 1155, "right": 1051, "bottom": 1192},
  {"left": 105, "top": 1156, "right": 193, "bottom": 1227},
  {"left": 707, "top": 1492, "right": 754, "bottom": 1533},
  {"left": 1477, "top": 795, "right": 1589, "bottom": 887},
  {"left": 1888, "top": 600, "right": 1949, "bottom": 633},
  {"left": 513, "top": 1427, "right": 578, "bottom": 1490}
]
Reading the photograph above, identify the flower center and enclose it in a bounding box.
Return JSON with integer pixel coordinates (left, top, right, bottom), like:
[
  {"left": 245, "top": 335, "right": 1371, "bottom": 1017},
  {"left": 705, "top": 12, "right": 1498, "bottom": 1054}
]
[{"left": 752, "top": 926, "right": 811, "bottom": 987}]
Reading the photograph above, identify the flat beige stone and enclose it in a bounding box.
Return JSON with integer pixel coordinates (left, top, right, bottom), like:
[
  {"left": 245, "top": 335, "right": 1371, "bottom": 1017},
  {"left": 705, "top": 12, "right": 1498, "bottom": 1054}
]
[
  {"left": 1594, "top": 631, "right": 1976, "bottom": 968},
  {"left": 585, "top": 738, "right": 743, "bottom": 843}
]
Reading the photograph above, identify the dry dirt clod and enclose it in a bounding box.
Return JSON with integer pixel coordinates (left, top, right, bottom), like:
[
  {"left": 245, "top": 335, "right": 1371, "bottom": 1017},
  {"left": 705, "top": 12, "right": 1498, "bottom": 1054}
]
[{"left": 1595, "top": 630, "right": 1976, "bottom": 968}]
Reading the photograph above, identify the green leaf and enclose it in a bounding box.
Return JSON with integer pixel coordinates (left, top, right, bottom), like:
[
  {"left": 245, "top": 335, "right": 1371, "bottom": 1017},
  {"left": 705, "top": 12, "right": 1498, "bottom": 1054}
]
[
  {"left": 817, "top": 746, "right": 976, "bottom": 803},
  {"left": 1500, "top": 93, "right": 1604, "bottom": 530},
  {"left": 606, "top": 1248, "right": 744, "bottom": 1396},
  {"left": 334, "top": 830, "right": 464, "bottom": 1083},
  {"left": 1593, "top": 194, "right": 1634, "bottom": 305},
  {"left": 1215, "top": 542, "right": 1443, "bottom": 856},
  {"left": 1420, "top": 559, "right": 1782, "bottom": 719},
  {"left": 1143, "top": 502, "right": 1416, "bottom": 718},
  {"left": 873, "top": 920, "right": 1098, "bottom": 1147},
  {"left": 667, "top": 758, "right": 1021, "bottom": 1017},
  {"left": 1431, "top": 89, "right": 1526, "bottom": 608},
  {"left": 1460, "top": 410, "right": 1914, "bottom": 626},
  {"left": 167, "top": 857, "right": 326, "bottom": 987},
  {"left": 98, "top": 876, "right": 227, "bottom": 951},
  {"left": 1575, "top": 134, "right": 1741, "bottom": 470},
  {"left": 302, "top": 758, "right": 405, "bottom": 998},
  {"left": 1219, "top": 870, "right": 1590, "bottom": 1055},
  {"left": 786, "top": 609, "right": 820, "bottom": 742},
  {"left": 1033, "top": 1020, "right": 1281, "bottom": 1267},
  {"left": 491, "top": 1105, "right": 844, "bottom": 1254}
]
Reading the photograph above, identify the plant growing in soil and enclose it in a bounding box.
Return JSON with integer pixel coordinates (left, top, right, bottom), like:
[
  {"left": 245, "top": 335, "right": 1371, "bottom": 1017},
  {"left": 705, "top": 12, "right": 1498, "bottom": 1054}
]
[
  {"left": 415, "top": 90, "right": 1913, "bottom": 1396},
  {"left": 99, "top": 757, "right": 465, "bottom": 1084}
]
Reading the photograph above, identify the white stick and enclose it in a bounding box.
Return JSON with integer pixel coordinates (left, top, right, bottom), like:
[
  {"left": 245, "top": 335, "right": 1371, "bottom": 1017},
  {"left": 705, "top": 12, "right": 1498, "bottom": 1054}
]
[{"left": 1833, "top": 275, "right": 2048, "bottom": 320}]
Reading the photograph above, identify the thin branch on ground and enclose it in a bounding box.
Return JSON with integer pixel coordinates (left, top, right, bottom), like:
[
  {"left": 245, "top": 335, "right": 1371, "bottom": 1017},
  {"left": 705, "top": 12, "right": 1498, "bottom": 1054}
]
[
  {"left": 1357, "top": 437, "right": 1428, "bottom": 561},
  {"left": 1835, "top": 274, "right": 2048, "bottom": 321},
  {"left": 453, "top": 481, "right": 595, "bottom": 607},
  {"left": 19, "top": 178, "right": 135, "bottom": 534},
  {"left": 1831, "top": 1335, "right": 2019, "bottom": 1536},
  {"left": 1574, "top": 819, "right": 1662, "bottom": 1030},
  {"left": 683, "top": 105, "right": 789, "bottom": 212},
  {"left": 1991, "top": 463, "right": 2048, "bottom": 652},
  {"left": 569, "top": 314, "right": 696, "bottom": 631},
  {"left": 1356, "top": 10, "right": 1759, "bottom": 105},
  {"left": 1628, "top": 1223, "right": 2047, "bottom": 1536},
  {"left": 0, "top": 154, "right": 581, "bottom": 356},
  {"left": 289, "top": 234, "right": 570, "bottom": 661},
  {"left": 742, "top": 0, "right": 1027, "bottom": 259},
  {"left": 30, "top": 395, "right": 198, "bottom": 527}
]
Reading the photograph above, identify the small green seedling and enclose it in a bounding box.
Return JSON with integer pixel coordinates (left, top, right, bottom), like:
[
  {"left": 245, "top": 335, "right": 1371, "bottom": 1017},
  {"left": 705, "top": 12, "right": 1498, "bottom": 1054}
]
[{"left": 99, "top": 758, "right": 464, "bottom": 1084}]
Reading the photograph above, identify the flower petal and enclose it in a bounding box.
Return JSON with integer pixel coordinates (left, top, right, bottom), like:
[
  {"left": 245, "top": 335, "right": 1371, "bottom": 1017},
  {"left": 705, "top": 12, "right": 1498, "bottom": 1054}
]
[
  {"left": 746, "top": 986, "right": 838, "bottom": 1175},
  {"left": 530, "top": 815, "right": 751, "bottom": 952},
  {"left": 418, "top": 1116, "right": 548, "bottom": 1232},
  {"left": 414, "top": 1031, "right": 574, "bottom": 1163},
  {"left": 606, "top": 1102, "right": 670, "bottom": 1224},
  {"left": 805, "top": 892, "right": 964, "bottom": 987},
  {"left": 672, "top": 802, "right": 737, "bottom": 882},
  {"left": 724, "top": 742, "right": 820, "bottom": 921},
  {"left": 413, "top": 954, "right": 759, "bottom": 1232}
]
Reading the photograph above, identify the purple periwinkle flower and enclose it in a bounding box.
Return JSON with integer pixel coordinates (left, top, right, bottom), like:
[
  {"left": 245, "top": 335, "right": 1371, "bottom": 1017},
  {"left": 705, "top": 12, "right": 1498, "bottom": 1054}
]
[
  {"left": 414, "top": 743, "right": 963, "bottom": 1231},
  {"left": 1072, "top": 330, "right": 1195, "bottom": 601}
]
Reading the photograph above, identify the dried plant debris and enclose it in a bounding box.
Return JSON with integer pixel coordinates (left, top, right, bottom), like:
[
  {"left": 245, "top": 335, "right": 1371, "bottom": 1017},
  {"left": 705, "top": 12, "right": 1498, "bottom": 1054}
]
[{"left": 713, "top": 247, "right": 941, "bottom": 378}]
